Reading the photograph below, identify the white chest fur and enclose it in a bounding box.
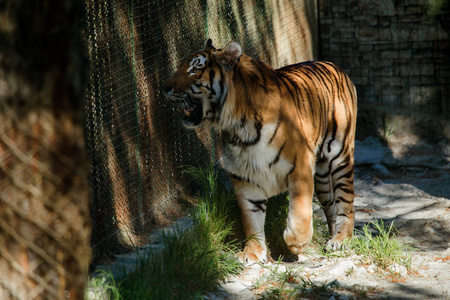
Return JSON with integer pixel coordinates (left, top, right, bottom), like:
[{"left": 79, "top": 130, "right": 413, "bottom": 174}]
[{"left": 222, "top": 123, "right": 292, "bottom": 198}]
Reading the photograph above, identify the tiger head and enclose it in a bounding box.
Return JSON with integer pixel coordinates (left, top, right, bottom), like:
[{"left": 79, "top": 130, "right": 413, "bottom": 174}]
[{"left": 163, "top": 39, "right": 242, "bottom": 129}]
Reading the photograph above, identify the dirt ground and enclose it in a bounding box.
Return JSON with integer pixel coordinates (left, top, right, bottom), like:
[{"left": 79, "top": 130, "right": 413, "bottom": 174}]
[
  {"left": 94, "top": 134, "right": 449, "bottom": 299},
  {"left": 213, "top": 135, "right": 450, "bottom": 299}
]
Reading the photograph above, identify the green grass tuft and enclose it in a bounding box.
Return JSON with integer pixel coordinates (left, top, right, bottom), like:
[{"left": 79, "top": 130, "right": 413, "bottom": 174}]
[
  {"left": 118, "top": 224, "right": 241, "bottom": 299},
  {"left": 86, "top": 163, "right": 244, "bottom": 299},
  {"left": 85, "top": 270, "right": 121, "bottom": 300},
  {"left": 382, "top": 114, "right": 403, "bottom": 141},
  {"left": 254, "top": 263, "right": 339, "bottom": 300},
  {"left": 345, "top": 219, "right": 413, "bottom": 271}
]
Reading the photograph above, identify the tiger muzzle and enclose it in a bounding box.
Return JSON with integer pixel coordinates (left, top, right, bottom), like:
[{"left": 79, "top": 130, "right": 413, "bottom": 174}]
[{"left": 164, "top": 90, "right": 204, "bottom": 127}]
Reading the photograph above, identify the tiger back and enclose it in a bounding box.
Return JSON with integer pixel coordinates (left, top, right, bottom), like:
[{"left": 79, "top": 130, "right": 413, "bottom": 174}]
[{"left": 163, "top": 39, "right": 357, "bottom": 264}]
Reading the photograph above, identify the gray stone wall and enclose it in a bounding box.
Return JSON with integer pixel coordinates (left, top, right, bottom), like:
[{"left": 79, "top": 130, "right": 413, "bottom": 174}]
[{"left": 319, "top": 0, "right": 449, "bottom": 124}]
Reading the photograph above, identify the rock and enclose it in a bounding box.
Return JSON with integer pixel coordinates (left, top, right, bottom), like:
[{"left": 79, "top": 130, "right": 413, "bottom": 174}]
[
  {"left": 230, "top": 291, "right": 257, "bottom": 300},
  {"left": 220, "top": 280, "right": 254, "bottom": 298},
  {"left": 297, "top": 254, "right": 309, "bottom": 263},
  {"left": 424, "top": 224, "right": 447, "bottom": 242},
  {"left": 372, "top": 163, "right": 391, "bottom": 176},
  {"left": 372, "top": 178, "right": 384, "bottom": 186},
  {"left": 324, "top": 261, "right": 356, "bottom": 276},
  {"left": 354, "top": 266, "right": 369, "bottom": 276},
  {"left": 442, "top": 248, "right": 450, "bottom": 256},
  {"left": 400, "top": 235, "right": 417, "bottom": 245},
  {"left": 243, "top": 264, "right": 267, "bottom": 282},
  {"left": 336, "top": 279, "right": 379, "bottom": 293},
  {"left": 312, "top": 275, "right": 334, "bottom": 284},
  {"left": 367, "top": 264, "right": 377, "bottom": 273},
  {"left": 364, "top": 280, "right": 379, "bottom": 289},
  {"left": 430, "top": 155, "right": 447, "bottom": 165},
  {"left": 269, "top": 263, "right": 286, "bottom": 273},
  {"left": 388, "top": 263, "right": 408, "bottom": 277},
  {"left": 354, "top": 280, "right": 378, "bottom": 289},
  {"left": 411, "top": 141, "right": 435, "bottom": 153}
]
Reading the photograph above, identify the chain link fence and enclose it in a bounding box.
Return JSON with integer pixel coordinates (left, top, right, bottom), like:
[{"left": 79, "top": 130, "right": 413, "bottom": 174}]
[
  {"left": 0, "top": 1, "right": 90, "bottom": 299},
  {"left": 84, "top": 0, "right": 319, "bottom": 265}
]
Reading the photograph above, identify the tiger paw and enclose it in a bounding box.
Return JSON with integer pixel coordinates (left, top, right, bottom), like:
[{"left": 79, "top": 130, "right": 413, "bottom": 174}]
[
  {"left": 238, "top": 240, "right": 268, "bottom": 265},
  {"left": 283, "top": 225, "right": 312, "bottom": 255},
  {"left": 326, "top": 239, "right": 342, "bottom": 251}
]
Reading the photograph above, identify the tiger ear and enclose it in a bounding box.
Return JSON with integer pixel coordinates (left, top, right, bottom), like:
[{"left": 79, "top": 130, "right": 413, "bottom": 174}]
[
  {"left": 215, "top": 42, "right": 242, "bottom": 70},
  {"left": 203, "top": 38, "right": 216, "bottom": 50}
]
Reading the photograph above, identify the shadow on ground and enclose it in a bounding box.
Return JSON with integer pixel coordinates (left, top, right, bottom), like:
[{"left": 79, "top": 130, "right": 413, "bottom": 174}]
[{"left": 354, "top": 135, "right": 450, "bottom": 252}]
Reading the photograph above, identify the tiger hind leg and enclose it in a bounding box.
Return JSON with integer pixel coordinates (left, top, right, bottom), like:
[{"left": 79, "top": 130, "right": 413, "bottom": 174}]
[{"left": 314, "top": 151, "right": 355, "bottom": 250}]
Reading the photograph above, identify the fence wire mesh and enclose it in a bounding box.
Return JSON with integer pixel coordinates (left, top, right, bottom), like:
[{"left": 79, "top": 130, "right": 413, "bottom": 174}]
[
  {"left": 84, "top": 0, "right": 318, "bottom": 265},
  {"left": 0, "top": 2, "right": 90, "bottom": 299},
  {"left": 0, "top": 107, "right": 90, "bottom": 299}
]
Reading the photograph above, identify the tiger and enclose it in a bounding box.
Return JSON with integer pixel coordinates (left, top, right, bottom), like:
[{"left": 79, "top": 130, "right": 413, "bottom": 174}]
[{"left": 163, "top": 39, "right": 357, "bottom": 265}]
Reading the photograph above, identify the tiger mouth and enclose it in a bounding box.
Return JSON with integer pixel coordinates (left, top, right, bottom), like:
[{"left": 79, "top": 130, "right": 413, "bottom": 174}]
[{"left": 180, "top": 94, "right": 203, "bottom": 127}]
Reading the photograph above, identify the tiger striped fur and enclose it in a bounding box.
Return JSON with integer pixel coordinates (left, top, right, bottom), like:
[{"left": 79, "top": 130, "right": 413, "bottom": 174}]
[{"left": 163, "top": 39, "right": 357, "bottom": 264}]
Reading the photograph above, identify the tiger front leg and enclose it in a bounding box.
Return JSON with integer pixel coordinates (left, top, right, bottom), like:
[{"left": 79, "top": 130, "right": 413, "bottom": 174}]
[
  {"left": 235, "top": 184, "right": 270, "bottom": 265},
  {"left": 283, "top": 158, "right": 314, "bottom": 255}
]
